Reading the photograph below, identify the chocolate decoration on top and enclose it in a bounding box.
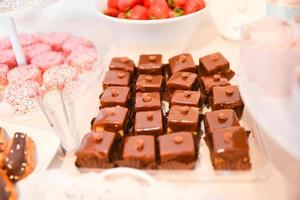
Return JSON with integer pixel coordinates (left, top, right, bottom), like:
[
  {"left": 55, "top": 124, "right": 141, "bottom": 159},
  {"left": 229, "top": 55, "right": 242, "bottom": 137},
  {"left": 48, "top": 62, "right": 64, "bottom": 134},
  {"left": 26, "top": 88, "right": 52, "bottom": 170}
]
[
  {"left": 218, "top": 112, "right": 228, "bottom": 122},
  {"left": 145, "top": 75, "right": 153, "bottom": 82},
  {"left": 146, "top": 112, "right": 154, "bottom": 121},
  {"left": 179, "top": 55, "right": 187, "bottom": 63},
  {"left": 111, "top": 89, "right": 119, "bottom": 97},
  {"left": 148, "top": 55, "right": 157, "bottom": 62},
  {"left": 117, "top": 72, "right": 126, "bottom": 79},
  {"left": 142, "top": 93, "right": 152, "bottom": 102},
  {"left": 134, "top": 139, "right": 144, "bottom": 151},
  {"left": 174, "top": 136, "right": 184, "bottom": 144},
  {"left": 184, "top": 90, "right": 192, "bottom": 98},
  {"left": 120, "top": 57, "right": 129, "bottom": 63},
  {"left": 0, "top": 176, "right": 10, "bottom": 200},
  {"left": 213, "top": 74, "right": 221, "bottom": 82},
  {"left": 181, "top": 72, "right": 189, "bottom": 80},
  {"left": 5, "top": 132, "right": 27, "bottom": 181},
  {"left": 225, "top": 87, "right": 234, "bottom": 96},
  {"left": 210, "top": 54, "right": 219, "bottom": 62},
  {"left": 180, "top": 106, "right": 190, "bottom": 115},
  {"left": 93, "top": 133, "right": 104, "bottom": 143}
]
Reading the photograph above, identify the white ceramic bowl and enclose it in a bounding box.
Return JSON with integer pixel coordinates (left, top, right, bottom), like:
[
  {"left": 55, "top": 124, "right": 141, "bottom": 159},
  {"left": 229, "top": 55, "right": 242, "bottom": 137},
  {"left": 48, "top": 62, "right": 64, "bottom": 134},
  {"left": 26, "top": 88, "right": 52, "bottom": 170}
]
[{"left": 93, "top": 0, "right": 209, "bottom": 53}]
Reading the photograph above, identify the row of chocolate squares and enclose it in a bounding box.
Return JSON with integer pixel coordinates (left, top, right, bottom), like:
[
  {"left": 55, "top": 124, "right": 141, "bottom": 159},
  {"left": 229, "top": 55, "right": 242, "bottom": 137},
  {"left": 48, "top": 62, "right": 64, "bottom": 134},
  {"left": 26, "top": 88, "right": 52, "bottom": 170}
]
[
  {"left": 76, "top": 110, "right": 250, "bottom": 170},
  {"left": 108, "top": 52, "right": 235, "bottom": 80}
]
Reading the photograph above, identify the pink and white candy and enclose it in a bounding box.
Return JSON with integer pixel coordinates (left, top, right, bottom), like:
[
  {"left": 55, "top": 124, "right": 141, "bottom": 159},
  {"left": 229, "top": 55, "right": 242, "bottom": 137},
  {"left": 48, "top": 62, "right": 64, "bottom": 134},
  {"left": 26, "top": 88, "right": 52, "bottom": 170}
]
[
  {"left": 7, "top": 64, "right": 42, "bottom": 85},
  {"left": 62, "top": 37, "right": 93, "bottom": 56},
  {"left": 39, "top": 32, "right": 70, "bottom": 51},
  {"left": 31, "top": 51, "right": 64, "bottom": 71},
  {"left": 67, "top": 47, "right": 97, "bottom": 72}
]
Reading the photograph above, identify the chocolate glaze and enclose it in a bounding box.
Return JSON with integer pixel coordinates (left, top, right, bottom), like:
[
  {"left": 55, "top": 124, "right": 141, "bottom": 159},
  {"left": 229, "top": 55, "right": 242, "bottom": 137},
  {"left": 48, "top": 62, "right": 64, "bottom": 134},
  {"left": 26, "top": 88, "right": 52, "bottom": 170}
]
[
  {"left": 5, "top": 132, "right": 27, "bottom": 181},
  {"left": 171, "top": 90, "right": 201, "bottom": 107},
  {"left": 200, "top": 75, "right": 230, "bottom": 94},
  {"left": 100, "top": 86, "right": 130, "bottom": 108},
  {"left": 102, "top": 70, "right": 130, "bottom": 89},
  {"left": 137, "top": 54, "right": 162, "bottom": 75},
  {"left": 134, "top": 110, "right": 163, "bottom": 136},
  {"left": 135, "top": 92, "right": 161, "bottom": 112},
  {"left": 136, "top": 75, "right": 163, "bottom": 92},
  {"left": 0, "top": 175, "right": 10, "bottom": 200},
  {"left": 169, "top": 53, "right": 197, "bottom": 74},
  {"left": 167, "top": 72, "right": 198, "bottom": 90},
  {"left": 109, "top": 57, "right": 135, "bottom": 73}
]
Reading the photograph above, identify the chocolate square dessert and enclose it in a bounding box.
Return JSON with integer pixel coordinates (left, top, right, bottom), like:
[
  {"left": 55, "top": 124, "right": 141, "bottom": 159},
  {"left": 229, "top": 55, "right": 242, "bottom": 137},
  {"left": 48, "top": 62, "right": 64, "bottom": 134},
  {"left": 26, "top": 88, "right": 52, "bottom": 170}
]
[
  {"left": 92, "top": 106, "right": 129, "bottom": 136},
  {"left": 210, "top": 126, "right": 251, "bottom": 170},
  {"left": 76, "top": 131, "right": 117, "bottom": 168},
  {"left": 100, "top": 86, "right": 131, "bottom": 108},
  {"left": 204, "top": 109, "right": 240, "bottom": 138},
  {"left": 102, "top": 70, "right": 130, "bottom": 89},
  {"left": 158, "top": 131, "right": 197, "bottom": 169},
  {"left": 170, "top": 90, "right": 202, "bottom": 107},
  {"left": 136, "top": 74, "right": 163, "bottom": 93},
  {"left": 109, "top": 57, "right": 135, "bottom": 74},
  {"left": 167, "top": 105, "right": 200, "bottom": 134},
  {"left": 122, "top": 135, "right": 156, "bottom": 168},
  {"left": 135, "top": 92, "right": 161, "bottom": 112},
  {"left": 134, "top": 110, "right": 164, "bottom": 136},
  {"left": 211, "top": 85, "right": 244, "bottom": 119},
  {"left": 200, "top": 74, "right": 230, "bottom": 96},
  {"left": 166, "top": 72, "right": 198, "bottom": 92},
  {"left": 199, "top": 52, "right": 235, "bottom": 80},
  {"left": 137, "top": 54, "right": 163, "bottom": 75},
  {"left": 168, "top": 53, "right": 197, "bottom": 74}
]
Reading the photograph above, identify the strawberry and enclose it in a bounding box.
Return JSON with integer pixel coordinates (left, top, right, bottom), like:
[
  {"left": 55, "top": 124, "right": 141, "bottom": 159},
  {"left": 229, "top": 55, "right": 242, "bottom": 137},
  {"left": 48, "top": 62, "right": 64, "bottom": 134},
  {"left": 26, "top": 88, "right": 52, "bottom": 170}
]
[
  {"left": 148, "top": 0, "right": 169, "bottom": 19},
  {"left": 174, "top": 0, "right": 186, "bottom": 8},
  {"left": 108, "top": 0, "right": 119, "bottom": 9},
  {"left": 127, "top": 5, "right": 149, "bottom": 20},
  {"left": 118, "top": 0, "right": 141, "bottom": 11},
  {"left": 144, "top": 0, "right": 156, "bottom": 8},
  {"left": 117, "top": 12, "right": 127, "bottom": 18},
  {"left": 184, "top": 0, "right": 205, "bottom": 14},
  {"left": 104, "top": 7, "right": 120, "bottom": 17}
]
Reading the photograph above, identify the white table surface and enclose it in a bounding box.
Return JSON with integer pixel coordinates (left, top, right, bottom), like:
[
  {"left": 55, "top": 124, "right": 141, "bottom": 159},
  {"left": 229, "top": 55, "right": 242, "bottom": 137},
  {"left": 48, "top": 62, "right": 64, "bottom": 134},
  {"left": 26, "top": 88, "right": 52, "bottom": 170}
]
[{"left": 0, "top": 0, "right": 296, "bottom": 199}]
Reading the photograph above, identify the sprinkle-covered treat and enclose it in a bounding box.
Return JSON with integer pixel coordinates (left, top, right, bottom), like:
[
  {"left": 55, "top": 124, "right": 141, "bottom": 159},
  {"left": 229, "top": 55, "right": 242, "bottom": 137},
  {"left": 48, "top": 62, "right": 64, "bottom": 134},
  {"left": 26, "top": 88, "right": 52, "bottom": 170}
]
[
  {"left": 204, "top": 109, "right": 240, "bottom": 139},
  {"left": 168, "top": 53, "right": 197, "bottom": 74},
  {"left": 18, "top": 34, "right": 39, "bottom": 47},
  {"left": 0, "top": 37, "right": 12, "bottom": 50},
  {"left": 0, "top": 170, "right": 17, "bottom": 200},
  {"left": 62, "top": 37, "right": 93, "bottom": 56},
  {"left": 0, "top": 50, "right": 17, "bottom": 69},
  {"left": 100, "top": 86, "right": 131, "bottom": 108},
  {"left": 199, "top": 52, "right": 235, "bottom": 80},
  {"left": 121, "top": 135, "right": 156, "bottom": 169},
  {"left": 210, "top": 126, "right": 251, "bottom": 170},
  {"left": 23, "top": 43, "right": 52, "bottom": 62},
  {"left": 102, "top": 70, "right": 131, "bottom": 89},
  {"left": 7, "top": 65, "right": 42, "bottom": 85},
  {"left": 76, "top": 131, "right": 118, "bottom": 169},
  {"left": 170, "top": 90, "right": 202, "bottom": 107},
  {"left": 158, "top": 131, "right": 197, "bottom": 169},
  {"left": 0, "top": 64, "right": 9, "bottom": 91},
  {"left": 31, "top": 51, "right": 64, "bottom": 71},
  {"left": 166, "top": 71, "right": 198, "bottom": 91},
  {"left": 210, "top": 85, "right": 244, "bottom": 119},
  {"left": 134, "top": 110, "right": 164, "bottom": 136},
  {"left": 39, "top": 32, "right": 70, "bottom": 51},
  {"left": 4, "top": 132, "right": 36, "bottom": 182},
  {"left": 135, "top": 74, "right": 164, "bottom": 93},
  {"left": 134, "top": 92, "right": 161, "bottom": 112},
  {"left": 109, "top": 57, "right": 136, "bottom": 74},
  {"left": 92, "top": 106, "right": 129, "bottom": 136},
  {"left": 43, "top": 64, "right": 77, "bottom": 91},
  {"left": 167, "top": 105, "right": 200, "bottom": 134},
  {"left": 137, "top": 54, "right": 163, "bottom": 75},
  {"left": 66, "top": 47, "right": 97, "bottom": 72}
]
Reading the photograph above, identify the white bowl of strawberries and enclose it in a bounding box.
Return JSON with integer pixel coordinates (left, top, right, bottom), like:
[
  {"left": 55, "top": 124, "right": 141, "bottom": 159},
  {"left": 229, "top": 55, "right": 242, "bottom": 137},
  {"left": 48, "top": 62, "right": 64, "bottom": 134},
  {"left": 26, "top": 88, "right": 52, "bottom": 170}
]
[{"left": 93, "top": 0, "right": 208, "bottom": 53}]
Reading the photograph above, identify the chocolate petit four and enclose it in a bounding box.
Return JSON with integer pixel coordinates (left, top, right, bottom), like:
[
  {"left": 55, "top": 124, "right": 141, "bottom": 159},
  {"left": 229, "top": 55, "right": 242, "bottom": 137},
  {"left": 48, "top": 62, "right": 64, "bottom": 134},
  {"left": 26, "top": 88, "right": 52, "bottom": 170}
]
[
  {"left": 168, "top": 53, "right": 197, "bottom": 74},
  {"left": 158, "top": 131, "right": 197, "bottom": 169},
  {"left": 170, "top": 90, "right": 202, "bottom": 107},
  {"left": 109, "top": 57, "right": 135, "bottom": 74},
  {"left": 120, "top": 135, "right": 156, "bottom": 169},
  {"left": 92, "top": 106, "right": 129, "bottom": 136},
  {"left": 0, "top": 127, "right": 8, "bottom": 169},
  {"left": 0, "top": 170, "right": 17, "bottom": 200},
  {"left": 100, "top": 86, "right": 131, "bottom": 108},
  {"left": 210, "top": 126, "right": 251, "bottom": 170},
  {"left": 167, "top": 105, "right": 200, "bottom": 134},
  {"left": 210, "top": 85, "right": 244, "bottom": 119},
  {"left": 76, "top": 131, "right": 117, "bottom": 168},
  {"left": 134, "top": 92, "right": 161, "bottom": 112},
  {"left": 102, "top": 70, "right": 130, "bottom": 89},
  {"left": 166, "top": 71, "right": 198, "bottom": 91},
  {"left": 199, "top": 52, "right": 235, "bottom": 80},
  {"left": 134, "top": 110, "right": 164, "bottom": 136},
  {"left": 4, "top": 132, "right": 36, "bottom": 182},
  {"left": 136, "top": 74, "right": 163, "bottom": 93},
  {"left": 204, "top": 109, "right": 240, "bottom": 138},
  {"left": 137, "top": 54, "right": 163, "bottom": 75}
]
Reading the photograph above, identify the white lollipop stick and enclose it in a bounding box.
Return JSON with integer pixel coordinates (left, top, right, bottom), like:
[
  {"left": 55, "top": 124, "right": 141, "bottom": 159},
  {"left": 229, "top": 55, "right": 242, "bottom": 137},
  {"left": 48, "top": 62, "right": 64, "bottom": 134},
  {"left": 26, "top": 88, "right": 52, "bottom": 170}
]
[{"left": 3, "top": 17, "right": 26, "bottom": 66}]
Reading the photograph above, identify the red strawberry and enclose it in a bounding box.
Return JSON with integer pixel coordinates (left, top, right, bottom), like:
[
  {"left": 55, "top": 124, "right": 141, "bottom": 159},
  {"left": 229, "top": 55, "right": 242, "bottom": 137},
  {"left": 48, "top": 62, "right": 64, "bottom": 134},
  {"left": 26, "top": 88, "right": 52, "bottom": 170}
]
[
  {"left": 148, "top": 0, "right": 169, "bottom": 19},
  {"left": 184, "top": 0, "right": 205, "bottom": 14},
  {"left": 118, "top": 0, "right": 142, "bottom": 11},
  {"left": 174, "top": 0, "right": 186, "bottom": 8},
  {"left": 104, "top": 7, "right": 120, "bottom": 17},
  {"left": 118, "top": 12, "right": 127, "bottom": 18},
  {"left": 127, "top": 5, "right": 148, "bottom": 20},
  {"left": 144, "top": 0, "right": 156, "bottom": 8},
  {"left": 108, "top": 0, "right": 119, "bottom": 9}
]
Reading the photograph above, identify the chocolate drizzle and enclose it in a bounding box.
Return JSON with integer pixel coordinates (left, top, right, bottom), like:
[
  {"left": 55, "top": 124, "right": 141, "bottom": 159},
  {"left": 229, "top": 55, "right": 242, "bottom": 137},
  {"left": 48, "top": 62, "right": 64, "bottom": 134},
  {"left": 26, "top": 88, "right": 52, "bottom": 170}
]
[
  {"left": 0, "top": 176, "right": 10, "bottom": 200},
  {"left": 5, "top": 132, "right": 27, "bottom": 181}
]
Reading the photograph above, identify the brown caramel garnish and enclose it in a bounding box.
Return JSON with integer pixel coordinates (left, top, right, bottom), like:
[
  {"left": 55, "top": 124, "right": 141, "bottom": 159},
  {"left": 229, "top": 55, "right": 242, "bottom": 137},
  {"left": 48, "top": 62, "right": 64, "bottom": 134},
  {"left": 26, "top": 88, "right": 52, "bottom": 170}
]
[
  {"left": 180, "top": 106, "right": 190, "bottom": 115},
  {"left": 134, "top": 139, "right": 144, "bottom": 151},
  {"left": 174, "top": 136, "right": 184, "bottom": 144},
  {"left": 213, "top": 74, "right": 221, "bottom": 82},
  {"left": 146, "top": 112, "right": 153, "bottom": 121},
  {"left": 179, "top": 55, "right": 187, "bottom": 63},
  {"left": 111, "top": 89, "right": 119, "bottom": 97},
  {"left": 148, "top": 55, "right": 157, "bottom": 62},
  {"left": 93, "top": 133, "right": 103, "bottom": 143},
  {"left": 184, "top": 90, "right": 192, "bottom": 98},
  {"left": 145, "top": 75, "right": 153, "bottom": 82},
  {"left": 210, "top": 54, "right": 219, "bottom": 62},
  {"left": 223, "top": 132, "right": 233, "bottom": 143},
  {"left": 120, "top": 57, "right": 129, "bottom": 63},
  {"left": 142, "top": 93, "right": 152, "bottom": 102},
  {"left": 117, "top": 72, "right": 126, "bottom": 79},
  {"left": 218, "top": 112, "right": 228, "bottom": 122},
  {"left": 106, "top": 108, "right": 116, "bottom": 116},
  {"left": 225, "top": 87, "right": 234, "bottom": 96},
  {"left": 181, "top": 72, "right": 189, "bottom": 80}
]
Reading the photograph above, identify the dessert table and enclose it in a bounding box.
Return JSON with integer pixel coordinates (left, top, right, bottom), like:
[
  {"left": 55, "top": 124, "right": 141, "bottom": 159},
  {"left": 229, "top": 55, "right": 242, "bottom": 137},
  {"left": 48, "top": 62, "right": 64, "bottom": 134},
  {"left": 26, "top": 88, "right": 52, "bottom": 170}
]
[{"left": 0, "top": 1, "right": 296, "bottom": 199}]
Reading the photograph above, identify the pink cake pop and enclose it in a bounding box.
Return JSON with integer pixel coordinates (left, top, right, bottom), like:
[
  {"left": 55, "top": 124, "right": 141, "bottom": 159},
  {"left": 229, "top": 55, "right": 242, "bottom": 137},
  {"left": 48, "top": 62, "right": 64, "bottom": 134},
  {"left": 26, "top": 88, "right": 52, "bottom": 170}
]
[
  {"left": 19, "top": 33, "right": 40, "bottom": 47},
  {"left": 66, "top": 47, "right": 97, "bottom": 72},
  {"left": 31, "top": 51, "right": 64, "bottom": 71},
  {"left": 24, "top": 43, "right": 52, "bottom": 61},
  {"left": 39, "top": 32, "right": 70, "bottom": 51},
  {"left": 0, "top": 37, "right": 12, "bottom": 50},
  {"left": 0, "top": 49, "right": 17, "bottom": 69},
  {"left": 43, "top": 64, "right": 77, "bottom": 91},
  {"left": 62, "top": 37, "right": 93, "bottom": 56},
  {"left": 0, "top": 64, "right": 9, "bottom": 90},
  {"left": 7, "top": 64, "right": 42, "bottom": 85}
]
